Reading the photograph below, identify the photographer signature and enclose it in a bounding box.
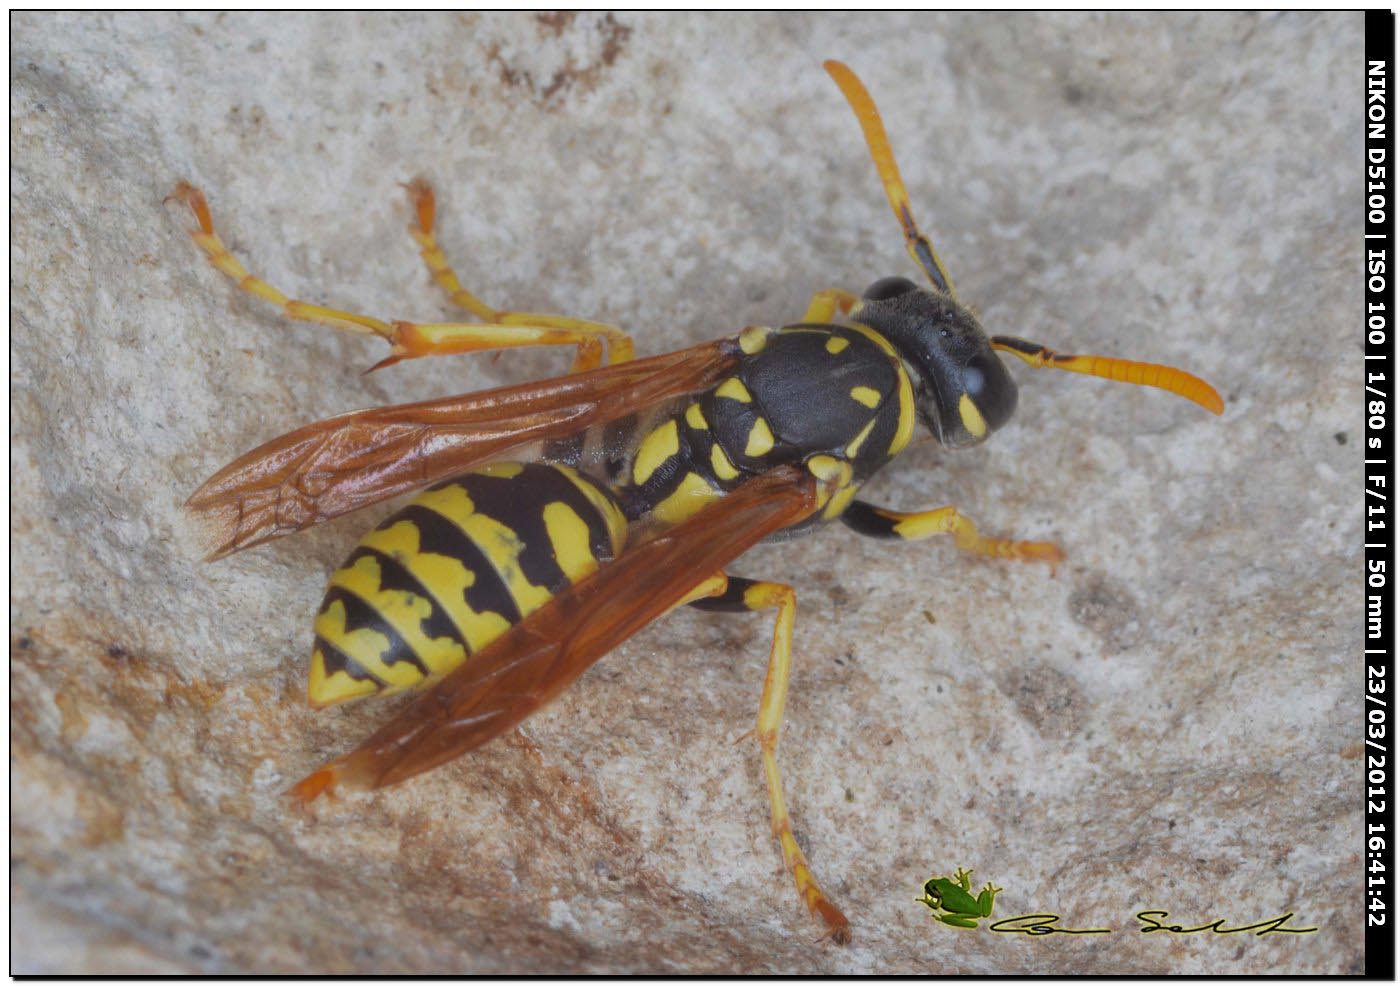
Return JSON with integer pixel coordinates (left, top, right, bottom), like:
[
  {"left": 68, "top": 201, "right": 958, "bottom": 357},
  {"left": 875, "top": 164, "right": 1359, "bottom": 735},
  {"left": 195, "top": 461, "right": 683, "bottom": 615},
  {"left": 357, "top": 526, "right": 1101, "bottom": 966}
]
[
  {"left": 987, "top": 910, "right": 1317, "bottom": 937},
  {"left": 917, "top": 868, "right": 1317, "bottom": 938}
]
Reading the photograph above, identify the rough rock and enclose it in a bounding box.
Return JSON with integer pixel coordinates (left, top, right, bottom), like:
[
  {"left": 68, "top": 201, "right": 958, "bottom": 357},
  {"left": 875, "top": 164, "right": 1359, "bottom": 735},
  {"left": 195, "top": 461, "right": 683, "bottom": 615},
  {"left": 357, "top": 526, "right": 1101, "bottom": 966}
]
[{"left": 11, "top": 12, "right": 1362, "bottom": 973}]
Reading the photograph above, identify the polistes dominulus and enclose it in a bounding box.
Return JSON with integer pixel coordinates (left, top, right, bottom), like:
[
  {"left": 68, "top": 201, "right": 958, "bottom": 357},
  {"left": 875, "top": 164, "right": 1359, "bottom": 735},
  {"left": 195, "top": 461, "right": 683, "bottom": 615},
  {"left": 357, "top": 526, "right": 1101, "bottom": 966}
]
[{"left": 176, "top": 60, "right": 1221, "bottom": 944}]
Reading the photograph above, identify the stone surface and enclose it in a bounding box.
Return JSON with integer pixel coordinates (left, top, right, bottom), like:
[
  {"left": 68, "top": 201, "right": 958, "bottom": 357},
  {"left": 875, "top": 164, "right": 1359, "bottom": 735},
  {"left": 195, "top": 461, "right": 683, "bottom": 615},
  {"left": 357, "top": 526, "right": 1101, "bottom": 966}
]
[{"left": 11, "top": 11, "right": 1362, "bottom": 974}]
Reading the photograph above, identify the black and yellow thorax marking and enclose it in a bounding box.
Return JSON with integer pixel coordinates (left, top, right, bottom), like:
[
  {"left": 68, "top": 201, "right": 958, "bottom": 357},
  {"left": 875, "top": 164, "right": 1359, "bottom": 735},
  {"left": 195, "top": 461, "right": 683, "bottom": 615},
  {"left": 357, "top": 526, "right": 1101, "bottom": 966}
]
[
  {"left": 309, "top": 462, "right": 627, "bottom": 707},
  {"left": 620, "top": 322, "right": 916, "bottom": 528}
]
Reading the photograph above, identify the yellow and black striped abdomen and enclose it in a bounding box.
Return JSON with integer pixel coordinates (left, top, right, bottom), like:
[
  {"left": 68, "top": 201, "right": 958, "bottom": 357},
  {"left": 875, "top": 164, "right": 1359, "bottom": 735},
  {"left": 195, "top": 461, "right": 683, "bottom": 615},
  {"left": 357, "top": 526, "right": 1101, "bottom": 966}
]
[{"left": 308, "top": 462, "right": 628, "bottom": 707}]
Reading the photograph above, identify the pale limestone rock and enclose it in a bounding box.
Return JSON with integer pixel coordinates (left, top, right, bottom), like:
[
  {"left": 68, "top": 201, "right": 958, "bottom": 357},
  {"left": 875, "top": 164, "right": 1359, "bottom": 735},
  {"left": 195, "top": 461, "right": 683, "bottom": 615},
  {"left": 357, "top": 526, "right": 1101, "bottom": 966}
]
[{"left": 11, "top": 12, "right": 1361, "bottom": 973}]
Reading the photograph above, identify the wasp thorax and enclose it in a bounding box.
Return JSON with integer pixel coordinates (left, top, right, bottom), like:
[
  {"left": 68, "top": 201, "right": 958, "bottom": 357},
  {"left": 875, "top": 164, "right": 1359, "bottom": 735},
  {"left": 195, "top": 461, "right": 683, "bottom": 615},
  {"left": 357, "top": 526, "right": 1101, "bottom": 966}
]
[{"left": 855, "top": 286, "right": 1018, "bottom": 448}]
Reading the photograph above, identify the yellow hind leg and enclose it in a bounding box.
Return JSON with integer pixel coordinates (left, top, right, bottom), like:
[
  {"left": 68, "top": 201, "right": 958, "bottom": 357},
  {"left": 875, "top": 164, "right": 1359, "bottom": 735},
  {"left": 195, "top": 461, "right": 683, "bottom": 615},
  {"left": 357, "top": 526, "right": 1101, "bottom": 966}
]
[{"left": 692, "top": 574, "right": 852, "bottom": 944}]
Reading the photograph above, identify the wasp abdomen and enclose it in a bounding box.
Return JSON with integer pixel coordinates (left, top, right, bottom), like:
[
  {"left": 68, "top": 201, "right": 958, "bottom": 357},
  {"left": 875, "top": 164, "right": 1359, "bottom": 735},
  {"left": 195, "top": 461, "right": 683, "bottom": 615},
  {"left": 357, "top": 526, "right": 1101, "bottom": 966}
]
[{"left": 308, "top": 462, "right": 628, "bottom": 707}]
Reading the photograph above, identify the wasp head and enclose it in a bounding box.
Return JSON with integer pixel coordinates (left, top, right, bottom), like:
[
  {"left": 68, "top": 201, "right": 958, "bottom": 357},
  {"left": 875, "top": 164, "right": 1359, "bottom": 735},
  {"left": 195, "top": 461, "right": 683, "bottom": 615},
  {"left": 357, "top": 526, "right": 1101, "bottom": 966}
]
[{"left": 856, "top": 277, "right": 1018, "bottom": 449}]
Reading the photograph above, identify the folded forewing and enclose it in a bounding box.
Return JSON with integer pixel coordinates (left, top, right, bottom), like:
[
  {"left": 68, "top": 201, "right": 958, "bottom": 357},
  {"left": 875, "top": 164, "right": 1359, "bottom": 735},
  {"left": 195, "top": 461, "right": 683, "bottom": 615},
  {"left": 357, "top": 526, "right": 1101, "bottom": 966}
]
[{"left": 187, "top": 339, "right": 738, "bottom": 558}]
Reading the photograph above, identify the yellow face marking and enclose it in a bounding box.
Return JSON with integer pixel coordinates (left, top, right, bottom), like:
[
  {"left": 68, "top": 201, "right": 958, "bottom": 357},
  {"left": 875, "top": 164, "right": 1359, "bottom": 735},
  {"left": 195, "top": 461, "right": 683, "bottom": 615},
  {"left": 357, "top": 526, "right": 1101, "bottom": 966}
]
[
  {"left": 822, "top": 481, "right": 861, "bottom": 520},
  {"left": 329, "top": 555, "right": 467, "bottom": 677},
  {"left": 825, "top": 336, "right": 850, "bottom": 355},
  {"left": 710, "top": 444, "right": 740, "bottom": 480},
  {"left": 632, "top": 419, "right": 680, "bottom": 486},
  {"left": 685, "top": 402, "right": 709, "bottom": 431},
  {"left": 850, "top": 385, "right": 881, "bottom": 408},
  {"left": 844, "top": 418, "right": 877, "bottom": 459},
  {"left": 715, "top": 377, "right": 753, "bottom": 403},
  {"left": 738, "top": 325, "right": 770, "bottom": 354},
  {"left": 542, "top": 502, "right": 600, "bottom": 582},
  {"left": 360, "top": 520, "right": 511, "bottom": 653},
  {"left": 958, "top": 393, "right": 988, "bottom": 439},
  {"left": 557, "top": 466, "right": 629, "bottom": 558},
  {"left": 651, "top": 471, "right": 720, "bottom": 525},
  {"left": 307, "top": 649, "right": 380, "bottom": 708},
  {"left": 414, "top": 484, "right": 555, "bottom": 614},
  {"left": 745, "top": 418, "right": 775, "bottom": 458}
]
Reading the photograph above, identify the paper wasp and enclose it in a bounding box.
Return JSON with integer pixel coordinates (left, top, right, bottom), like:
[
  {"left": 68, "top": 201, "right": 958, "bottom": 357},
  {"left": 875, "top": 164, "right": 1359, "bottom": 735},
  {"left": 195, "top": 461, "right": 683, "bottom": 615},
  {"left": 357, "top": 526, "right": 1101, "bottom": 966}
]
[{"left": 176, "top": 60, "right": 1222, "bottom": 945}]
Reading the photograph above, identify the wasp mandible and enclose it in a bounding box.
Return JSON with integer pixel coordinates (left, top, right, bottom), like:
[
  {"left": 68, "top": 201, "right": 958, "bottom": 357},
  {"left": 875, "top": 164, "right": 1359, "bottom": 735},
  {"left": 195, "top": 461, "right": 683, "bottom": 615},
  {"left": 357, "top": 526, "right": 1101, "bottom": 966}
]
[{"left": 175, "top": 60, "right": 1222, "bottom": 945}]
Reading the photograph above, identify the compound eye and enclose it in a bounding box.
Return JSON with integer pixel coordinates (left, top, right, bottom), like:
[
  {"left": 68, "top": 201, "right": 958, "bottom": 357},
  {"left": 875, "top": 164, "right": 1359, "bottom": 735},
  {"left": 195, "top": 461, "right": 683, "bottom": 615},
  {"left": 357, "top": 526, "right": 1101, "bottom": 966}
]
[
  {"left": 963, "top": 363, "right": 986, "bottom": 397},
  {"left": 862, "top": 276, "right": 918, "bottom": 301},
  {"left": 964, "top": 350, "right": 1018, "bottom": 434}
]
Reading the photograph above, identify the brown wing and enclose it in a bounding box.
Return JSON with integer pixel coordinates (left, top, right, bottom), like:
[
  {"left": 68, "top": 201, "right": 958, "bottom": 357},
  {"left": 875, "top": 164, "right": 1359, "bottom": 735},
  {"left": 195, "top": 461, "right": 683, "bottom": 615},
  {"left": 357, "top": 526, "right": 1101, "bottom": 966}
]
[
  {"left": 187, "top": 339, "right": 738, "bottom": 559},
  {"left": 289, "top": 464, "right": 819, "bottom": 802}
]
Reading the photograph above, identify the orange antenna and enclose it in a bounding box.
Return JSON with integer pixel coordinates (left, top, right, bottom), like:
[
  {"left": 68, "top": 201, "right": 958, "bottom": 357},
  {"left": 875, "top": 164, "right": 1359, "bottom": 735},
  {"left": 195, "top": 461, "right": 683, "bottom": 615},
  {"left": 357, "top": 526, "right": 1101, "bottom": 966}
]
[
  {"left": 824, "top": 60, "right": 957, "bottom": 298},
  {"left": 990, "top": 336, "right": 1225, "bottom": 415}
]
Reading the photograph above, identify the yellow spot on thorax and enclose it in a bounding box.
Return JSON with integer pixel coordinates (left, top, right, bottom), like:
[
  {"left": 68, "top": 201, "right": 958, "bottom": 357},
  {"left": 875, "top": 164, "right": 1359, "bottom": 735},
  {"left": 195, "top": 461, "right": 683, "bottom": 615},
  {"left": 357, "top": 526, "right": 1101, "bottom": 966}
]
[
  {"left": 850, "top": 385, "right": 881, "bottom": 408},
  {"left": 806, "top": 455, "right": 852, "bottom": 487},
  {"left": 715, "top": 377, "right": 753, "bottom": 403},
  {"left": 825, "top": 335, "right": 850, "bottom": 354},
  {"left": 685, "top": 402, "right": 708, "bottom": 430},
  {"left": 745, "top": 418, "right": 775, "bottom": 458},
  {"left": 632, "top": 419, "right": 680, "bottom": 485},
  {"left": 832, "top": 321, "right": 917, "bottom": 457},
  {"left": 710, "top": 444, "right": 740, "bottom": 480},
  {"left": 738, "top": 325, "right": 770, "bottom": 354},
  {"left": 805, "top": 455, "right": 855, "bottom": 514},
  {"left": 845, "top": 418, "right": 877, "bottom": 458}
]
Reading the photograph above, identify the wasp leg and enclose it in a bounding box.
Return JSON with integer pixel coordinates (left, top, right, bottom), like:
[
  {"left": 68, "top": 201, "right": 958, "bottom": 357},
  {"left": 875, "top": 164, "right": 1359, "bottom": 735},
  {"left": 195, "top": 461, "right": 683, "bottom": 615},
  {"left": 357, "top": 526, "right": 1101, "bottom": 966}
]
[
  {"left": 168, "top": 181, "right": 632, "bottom": 373},
  {"left": 692, "top": 575, "right": 852, "bottom": 944},
  {"left": 403, "top": 178, "right": 635, "bottom": 370},
  {"left": 673, "top": 572, "right": 732, "bottom": 608},
  {"left": 375, "top": 317, "right": 628, "bottom": 373},
  {"left": 168, "top": 181, "right": 394, "bottom": 339},
  {"left": 800, "top": 288, "right": 860, "bottom": 324},
  {"left": 841, "top": 501, "right": 1063, "bottom": 569}
]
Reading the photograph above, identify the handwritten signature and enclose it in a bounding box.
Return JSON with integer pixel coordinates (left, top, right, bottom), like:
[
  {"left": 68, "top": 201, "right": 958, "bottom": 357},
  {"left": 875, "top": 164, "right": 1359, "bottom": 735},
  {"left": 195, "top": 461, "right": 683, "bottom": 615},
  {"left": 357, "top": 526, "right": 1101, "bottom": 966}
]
[
  {"left": 986, "top": 910, "right": 1317, "bottom": 937},
  {"left": 1134, "top": 910, "right": 1318, "bottom": 936}
]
